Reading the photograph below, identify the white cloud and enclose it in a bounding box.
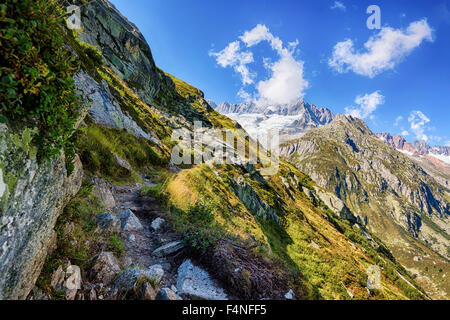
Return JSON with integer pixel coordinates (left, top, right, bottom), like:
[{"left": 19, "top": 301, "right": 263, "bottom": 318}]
[
  {"left": 345, "top": 91, "right": 385, "bottom": 119},
  {"left": 394, "top": 116, "right": 403, "bottom": 126},
  {"left": 237, "top": 88, "right": 252, "bottom": 101},
  {"left": 330, "top": 1, "right": 346, "bottom": 11},
  {"left": 210, "top": 24, "right": 309, "bottom": 106},
  {"left": 209, "top": 41, "right": 255, "bottom": 85},
  {"left": 408, "top": 110, "right": 430, "bottom": 141},
  {"left": 329, "top": 19, "right": 433, "bottom": 78},
  {"left": 256, "top": 53, "right": 308, "bottom": 106},
  {"left": 445, "top": 141, "right": 450, "bottom": 147},
  {"left": 401, "top": 130, "right": 409, "bottom": 136}
]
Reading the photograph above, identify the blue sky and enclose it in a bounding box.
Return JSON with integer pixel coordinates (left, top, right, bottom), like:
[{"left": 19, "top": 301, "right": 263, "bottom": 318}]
[{"left": 110, "top": 0, "right": 450, "bottom": 146}]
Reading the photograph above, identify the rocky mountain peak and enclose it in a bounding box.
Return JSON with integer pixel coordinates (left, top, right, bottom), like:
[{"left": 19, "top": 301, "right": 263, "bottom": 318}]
[
  {"left": 210, "top": 99, "right": 335, "bottom": 143},
  {"left": 329, "top": 114, "right": 373, "bottom": 136}
]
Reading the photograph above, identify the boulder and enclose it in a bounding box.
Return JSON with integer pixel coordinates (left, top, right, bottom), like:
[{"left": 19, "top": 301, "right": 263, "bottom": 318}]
[
  {"left": 138, "top": 282, "right": 157, "bottom": 300},
  {"left": 152, "top": 241, "right": 184, "bottom": 257},
  {"left": 119, "top": 209, "right": 144, "bottom": 231},
  {"left": 113, "top": 268, "right": 160, "bottom": 299},
  {"left": 92, "top": 179, "right": 116, "bottom": 209},
  {"left": 96, "top": 213, "right": 120, "bottom": 234},
  {"left": 151, "top": 217, "right": 165, "bottom": 231},
  {"left": 176, "top": 259, "right": 227, "bottom": 300},
  {"left": 114, "top": 154, "right": 132, "bottom": 172},
  {"left": 91, "top": 251, "right": 121, "bottom": 285},
  {"left": 51, "top": 263, "right": 81, "bottom": 300},
  {"left": 145, "top": 264, "right": 164, "bottom": 286},
  {"left": 113, "top": 268, "right": 142, "bottom": 295},
  {"left": 284, "top": 289, "right": 294, "bottom": 300}
]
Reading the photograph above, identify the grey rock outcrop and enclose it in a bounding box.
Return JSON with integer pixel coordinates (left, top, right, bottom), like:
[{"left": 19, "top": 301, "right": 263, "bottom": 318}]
[
  {"left": 231, "top": 176, "right": 281, "bottom": 225},
  {"left": 96, "top": 213, "right": 121, "bottom": 234},
  {"left": 152, "top": 241, "right": 184, "bottom": 257},
  {"left": 77, "top": 0, "right": 162, "bottom": 105},
  {"left": 119, "top": 209, "right": 144, "bottom": 231},
  {"left": 0, "top": 124, "right": 84, "bottom": 299},
  {"left": 176, "top": 259, "right": 228, "bottom": 300},
  {"left": 313, "top": 186, "right": 356, "bottom": 223},
  {"left": 73, "top": 71, "right": 155, "bottom": 142},
  {"left": 91, "top": 251, "right": 121, "bottom": 285}
]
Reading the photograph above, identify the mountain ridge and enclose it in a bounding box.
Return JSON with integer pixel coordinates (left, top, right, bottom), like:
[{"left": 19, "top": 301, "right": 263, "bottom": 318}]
[
  {"left": 281, "top": 114, "right": 449, "bottom": 299},
  {"left": 210, "top": 99, "right": 335, "bottom": 143}
]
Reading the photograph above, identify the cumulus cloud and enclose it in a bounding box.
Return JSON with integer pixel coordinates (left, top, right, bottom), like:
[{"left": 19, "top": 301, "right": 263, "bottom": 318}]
[
  {"left": 209, "top": 41, "right": 255, "bottom": 85},
  {"left": 256, "top": 54, "right": 308, "bottom": 105},
  {"left": 445, "top": 141, "right": 450, "bottom": 147},
  {"left": 408, "top": 110, "right": 430, "bottom": 141},
  {"left": 210, "top": 24, "right": 308, "bottom": 106},
  {"left": 401, "top": 130, "right": 409, "bottom": 136},
  {"left": 345, "top": 91, "right": 385, "bottom": 119},
  {"left": 329, "top": 19, "right": 433, "bottom": 77},
  {"left": 330, "top": 1, "right": 346, "bottom": 11}
]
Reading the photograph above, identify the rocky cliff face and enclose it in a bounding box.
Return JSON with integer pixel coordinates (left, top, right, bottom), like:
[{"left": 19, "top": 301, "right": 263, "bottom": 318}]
[
  {"left": 78, "top": 0, "right": 162, "bottom": 105},
  {"left": 0, "top": 123, "right": 88, "bottom": 299}
]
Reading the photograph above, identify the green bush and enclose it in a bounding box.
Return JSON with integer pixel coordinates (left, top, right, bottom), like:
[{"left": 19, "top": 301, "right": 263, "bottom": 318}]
[
  {"left": 181, "top": 202, "right": 225, "bottom": 250},
  {"left": 0, "top": 0, "right": 78, "bottom": 160}
]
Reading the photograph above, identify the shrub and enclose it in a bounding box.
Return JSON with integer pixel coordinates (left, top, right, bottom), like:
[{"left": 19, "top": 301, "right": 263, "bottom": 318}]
[
  {"left": 0, "top": 0, "right": 78, "bottom": 160},
  {"left": 181, "top": 202, "right": 225, "bottom": 250}
]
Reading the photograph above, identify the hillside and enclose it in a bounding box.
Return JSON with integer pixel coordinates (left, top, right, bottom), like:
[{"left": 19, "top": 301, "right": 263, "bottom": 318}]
[{"left": 281, "top": 114, "right": 450, "bottom": 299}]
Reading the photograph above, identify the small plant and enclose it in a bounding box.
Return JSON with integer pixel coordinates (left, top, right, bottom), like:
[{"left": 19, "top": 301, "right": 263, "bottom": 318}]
[
  {"left": 181, "top": 202, "right": 225, "bottom": 250},
  {"left": 108, "top": 234, "right": 125, "bottom": 258},
  {"left": 11, "top": 127, "right": 38, "bottom": 159}
]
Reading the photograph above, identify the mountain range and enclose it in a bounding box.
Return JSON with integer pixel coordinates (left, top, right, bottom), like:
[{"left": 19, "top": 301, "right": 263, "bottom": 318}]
[{"left": 209, "top": 100, "right": 334, "bottom": 142}]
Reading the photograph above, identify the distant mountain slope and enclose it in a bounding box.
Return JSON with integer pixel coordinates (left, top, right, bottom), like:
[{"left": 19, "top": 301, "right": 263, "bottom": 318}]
[
  {"left": 210, "top": 100, "right": 334, "bottom": 142},
  {"left": 376, "top": 133, "right": 450, "bottom": 189},
  {"left": 281, "top": 114, "right": 450, "bottom": 299}
]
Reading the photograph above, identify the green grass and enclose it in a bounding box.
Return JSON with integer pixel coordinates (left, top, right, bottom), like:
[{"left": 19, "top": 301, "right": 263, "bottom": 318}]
[
  {"left": 108, "top": 234, "right": 125, "bottom": 258},
  {"left": 76, "top": 123, "right": 168, "bottom": 183}
]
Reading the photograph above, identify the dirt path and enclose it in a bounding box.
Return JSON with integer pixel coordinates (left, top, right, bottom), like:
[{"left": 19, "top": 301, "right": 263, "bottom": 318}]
[{"left": 112, "top": 178, "right": 182, "bottom": 289}]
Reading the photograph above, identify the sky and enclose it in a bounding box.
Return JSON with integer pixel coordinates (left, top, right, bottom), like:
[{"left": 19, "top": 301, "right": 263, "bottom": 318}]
[{"left": 109, "top": 0, "right": 450, "bottom": 146}]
